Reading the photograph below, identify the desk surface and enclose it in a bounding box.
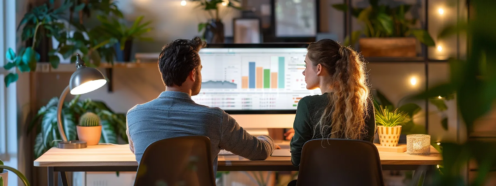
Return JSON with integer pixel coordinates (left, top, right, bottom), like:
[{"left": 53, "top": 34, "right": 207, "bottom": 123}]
[{"left": 34, "top": 144, "right": 442, "bottom": 170}]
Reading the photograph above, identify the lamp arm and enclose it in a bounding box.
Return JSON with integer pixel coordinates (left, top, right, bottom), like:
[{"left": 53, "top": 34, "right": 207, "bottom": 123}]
[{"left": 57, "top": 86, "right": 70, "bottom": 142}]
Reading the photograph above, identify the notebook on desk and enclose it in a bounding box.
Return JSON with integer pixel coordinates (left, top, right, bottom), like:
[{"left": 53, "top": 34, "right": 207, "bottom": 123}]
[{"left": 219, "top": 149, "right": 291, "bottom": 157}]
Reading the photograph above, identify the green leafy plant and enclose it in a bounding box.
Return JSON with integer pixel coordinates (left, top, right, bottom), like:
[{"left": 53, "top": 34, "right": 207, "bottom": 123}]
[
  {"left": 414, "top": 1, "right": 496, "bottom": 185},
  {"left": 28, "top": 96, "right": 127, "bottom": 158},
  {"left": 3, "top": 1, "right": 72, "bottom": 87},
  {"left": 94, "top": 15, "right": 153, "bottom": 50},
  {"left": 79, "top": 112, "right": 101, "bottom": 126},
  {"left": 375, "top": 106, "right": 409, "bottom": 127},
  {"left": 0, "top": 159, "right": 30, "bottom": 186},
  {"left": 332, "top": 0, "right": 435, "bottom": 46},
  {"left": 192, "top": 0, "right": 241, "bottom": 36},
  {"left": 4, "top": 0, "right": 124, "bottom": 87}
]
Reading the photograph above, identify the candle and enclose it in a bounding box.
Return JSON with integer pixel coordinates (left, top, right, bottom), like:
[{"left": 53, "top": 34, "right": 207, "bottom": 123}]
[{"left": 407, "top": 134, "right": 431, "bottom": 155}]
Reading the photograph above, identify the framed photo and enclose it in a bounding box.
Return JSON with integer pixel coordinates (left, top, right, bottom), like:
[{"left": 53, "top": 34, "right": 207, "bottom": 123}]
[
  {"left": 233, "top": 18, "right": 262, "bottom": 44},
  {"left": 273, "top": 0, "right": 319, "bottom": 38}
]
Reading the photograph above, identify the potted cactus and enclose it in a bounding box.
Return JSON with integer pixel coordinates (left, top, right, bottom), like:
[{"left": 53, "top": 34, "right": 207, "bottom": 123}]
[
  {"left": 375, "top": 106, "right": 409, "bottom": 147},
  {"left": 0, "top": 159, "right": 30, "bottom": 186},
  {"left": 77, "top": 112, "right": 102, "bottom": 146}
]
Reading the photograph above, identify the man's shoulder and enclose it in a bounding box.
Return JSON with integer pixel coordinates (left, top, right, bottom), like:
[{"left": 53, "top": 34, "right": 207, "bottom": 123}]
[{"left": 127, "top": 99, "right": 225, "bottom": 117}]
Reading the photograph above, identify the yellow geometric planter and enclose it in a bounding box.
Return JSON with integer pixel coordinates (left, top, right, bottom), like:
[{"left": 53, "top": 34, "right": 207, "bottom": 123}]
[{"left": 377, "top": 126, "right": 402, "bottom": 147}]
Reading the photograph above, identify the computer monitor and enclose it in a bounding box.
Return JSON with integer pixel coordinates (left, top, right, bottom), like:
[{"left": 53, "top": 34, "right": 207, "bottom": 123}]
[{"left": 192, "top": 44, "right": 321, "bottom": 129}]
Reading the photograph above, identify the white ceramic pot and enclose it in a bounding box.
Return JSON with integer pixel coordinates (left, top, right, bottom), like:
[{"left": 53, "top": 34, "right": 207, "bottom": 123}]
[
  {"left": 0, "top": 171, "right": 8, "bottom": 186},
  {"left": 77, "top": 125, "right": 102, "bottom": 146},
  {"left": 377, "top": 126, "right": 402, "bottom": 147}
]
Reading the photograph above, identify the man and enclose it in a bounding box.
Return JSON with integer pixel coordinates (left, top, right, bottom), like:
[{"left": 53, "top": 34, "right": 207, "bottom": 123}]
[{"left": 126, "top": 37, "right": 274, "bottom": 173}]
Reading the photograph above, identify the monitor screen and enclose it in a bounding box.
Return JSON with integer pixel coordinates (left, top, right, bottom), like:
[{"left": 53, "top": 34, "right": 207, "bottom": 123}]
[{"left": 192, "top": 47, "right": 321, "bottom": 112}]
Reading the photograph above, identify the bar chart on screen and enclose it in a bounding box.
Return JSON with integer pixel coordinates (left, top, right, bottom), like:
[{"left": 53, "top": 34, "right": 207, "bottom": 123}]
[{"left": 193, "top": 48, "right": 319, "bottom": 110}]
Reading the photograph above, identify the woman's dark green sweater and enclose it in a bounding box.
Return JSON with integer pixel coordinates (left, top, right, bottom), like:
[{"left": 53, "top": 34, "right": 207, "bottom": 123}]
[{"left": 290, "top": 93, "right": 376, "bottom": 167}]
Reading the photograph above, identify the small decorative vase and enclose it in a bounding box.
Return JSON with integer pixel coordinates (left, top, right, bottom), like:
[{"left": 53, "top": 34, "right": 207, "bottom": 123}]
[
  {"left": 407, "top": 134, "right": 431, "bottom": 155},
  {"left": 377, "top": 126, "right": 402, "bottom": 147},
  {"left": 203, "top": 20, "right": 225, "bottom": 44},
  {"left": 77, "top": 126, "right": 102, "bottom": 146},
  {"left": 0, "top": 171, "right": 8, "bottom": 186},
  {"left": 114, "top": 39, "right": 134, "bottom": 62}
]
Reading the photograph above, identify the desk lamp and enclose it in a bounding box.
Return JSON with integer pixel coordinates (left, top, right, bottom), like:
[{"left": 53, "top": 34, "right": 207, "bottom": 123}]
[{"left": 57, "top": 54, "right": 107, "bottom": 149}]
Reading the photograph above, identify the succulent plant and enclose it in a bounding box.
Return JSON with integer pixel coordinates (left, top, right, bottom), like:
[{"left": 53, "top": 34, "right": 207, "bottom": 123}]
[{"left": 79, "top": 112, "right": 101, "bottom": 127}]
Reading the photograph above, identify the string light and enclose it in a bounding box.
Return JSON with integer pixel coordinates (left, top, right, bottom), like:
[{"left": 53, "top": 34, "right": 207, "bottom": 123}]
[
  {"left": 437, "top": 164, "right": 440, "bottom": 169},
  {"left": 438, "top": 8, "right": 444, "bottom": 15},
  {"left": 181, "top": 0, "right": 186, "bottom": 6},
  {"left": 437, "top": 142, "right": 441, "bottom": 145},
  {"left": 410, "top": 77, "right": 418, "bottom": 86},
  {"left": 221, "top": 0, "right": 228, "bottom": 6},
  {"left": 438, "top": 96, "right": 442, "bottom": 99},
  {"left": 437, "top": 46, "right": 443, "bottom": 52}
]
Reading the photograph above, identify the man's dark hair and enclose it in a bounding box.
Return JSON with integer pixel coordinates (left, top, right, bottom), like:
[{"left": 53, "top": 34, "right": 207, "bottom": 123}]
[{"left": 158, "top": 37, "right": 206, "bottom": 86}]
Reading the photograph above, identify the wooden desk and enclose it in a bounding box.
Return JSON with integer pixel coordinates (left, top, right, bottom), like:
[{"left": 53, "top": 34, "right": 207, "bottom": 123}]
[{"left": 34, "top": 144, "right": 441, "bottom": 185}]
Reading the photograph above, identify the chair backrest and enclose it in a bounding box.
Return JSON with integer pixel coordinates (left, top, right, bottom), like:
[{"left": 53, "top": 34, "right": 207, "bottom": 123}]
[
  {"left": 134, "top": 136, "right": 216, "bottom": 186},
  {"left": 297, "top": 139, "right": 384, "bottom": 186}
]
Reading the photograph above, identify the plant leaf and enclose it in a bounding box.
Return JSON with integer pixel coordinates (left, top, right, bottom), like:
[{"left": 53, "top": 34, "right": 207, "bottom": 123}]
[
  {"left": 375, "top": 90, "right": 394, "bottom": 110},
  {"left": 429, "top": 98, "right": 448, "bottom": 111},
  {"left": 22, "top": 47, "right": 36, "bottom": 66},
  {"left": 62, "top": 110, "right": 77, "bottom": 141},
  {"left": 6, "top": 48, "right": 16, "bottom": 61},
  {"left": 89, "top": 51, "right": 101, "bottom": 67},
  {"left": 398, "top": 103, "right": 421, "bottom": 118},
  {"left": 331, "top": 4, "right": 347, "bottom": 12},
  {"left": 74, "top": 3, "right": 86, "bottom": 12},
  {"left": 411, "top": 29, "right": 436, "bottom": 46},
  {"left": 198, "top": 23, "right": 207, "bottom": 33},
  {"left": 49, "top": 55, "right": 60, "bottom": 69},
  {"left": 100, "top": 120, "right": 117, "bottom": 144},
  {"left": 18, "top": 63, "right": 31, "bottom": 73},
  {"left": 3, "top": 62, "right": 16, "bottom": 70},
  {"left": 4, "top": 73, "right": 19, "bottom": 87},
  {"left": 34, "top": 133, "right": 47, "bottom": 158}
]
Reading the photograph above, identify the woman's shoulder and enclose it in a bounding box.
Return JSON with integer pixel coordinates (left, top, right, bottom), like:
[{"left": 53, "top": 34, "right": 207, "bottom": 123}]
[
  {"left": 301, "top": 93, "right": 330, "bottom": 104},
  {"left": 299, "top": 94, "right": 330, "bottom": 111}
]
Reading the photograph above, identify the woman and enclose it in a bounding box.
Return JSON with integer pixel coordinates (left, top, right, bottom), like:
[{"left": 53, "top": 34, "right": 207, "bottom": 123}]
[{"left": 290, "top": 39, "right": 375, "bottom": 167}]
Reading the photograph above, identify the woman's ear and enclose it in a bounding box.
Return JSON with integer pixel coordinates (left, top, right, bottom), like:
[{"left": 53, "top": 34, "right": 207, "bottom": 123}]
[{"left": 316, "top": 64, "right": 323, "bottom": 76}]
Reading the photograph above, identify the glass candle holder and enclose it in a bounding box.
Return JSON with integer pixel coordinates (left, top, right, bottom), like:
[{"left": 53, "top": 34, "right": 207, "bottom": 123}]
[{"left": 407, "top": 134, "right": 431, "bottom": 155}]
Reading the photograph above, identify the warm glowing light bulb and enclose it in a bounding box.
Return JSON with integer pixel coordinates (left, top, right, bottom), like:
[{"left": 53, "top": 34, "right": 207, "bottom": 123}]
[
  {"left": 437, "top": 164, "right": 440, "bottom": 169},
  {"left": 181, "top": 0, "right": 186, "bottom": 6},
  {"left": 438, "top": 96, "right": 442, "bottom": 99},
  {"left": 437, "top": 46, "right": 443, "bottom": 52},
  {"left": 221, "top": 1, "right": 228, "bottom": 6},
  {"left": 410, "top": 77, "right": 418, "bottom": 86},
  {"left": 437, "top": 142, "right": 441, "bottom": 145},
  {"left": 438, "top": 8, "right": 444, "bottom": 15}
]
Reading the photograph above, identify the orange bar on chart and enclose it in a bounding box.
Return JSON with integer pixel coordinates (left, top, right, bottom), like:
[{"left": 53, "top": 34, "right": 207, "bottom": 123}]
[
  {"left": 242, "top": 76, "right": 249, "bottom": 89},
  {"left": 256, "top": 67, "right": 263, "bottom": 89},
  {"left": 271, "top": 72, "right": 278, "bottom": 88}
]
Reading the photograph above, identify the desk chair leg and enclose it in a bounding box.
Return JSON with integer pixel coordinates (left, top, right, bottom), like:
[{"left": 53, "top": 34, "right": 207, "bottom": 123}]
[
  {"left": 48, "top": 167, "right": 54, "bottom": 186},
  {"left": 60, "top": 171, "right": 69, "bottom": 186}
]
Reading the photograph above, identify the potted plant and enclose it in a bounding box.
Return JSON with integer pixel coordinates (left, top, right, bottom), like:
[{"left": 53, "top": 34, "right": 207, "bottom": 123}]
[
  {"left": 0, "top": 159, "right": 30, "bottom": 186},
  {"left": 375, "top": 106, "right": 409, "bottom": 147},
  {"left": 192, "top": 0, "right": 242, "bottom": 43},
  {"left": 4, "top": 0, "right": 125, "bottom": 87},
  {"left": 29, "top": 96, "right": 127, "bottom": 158},
  {"left": 77, "top": 112, "right": 102, "bottom": 146},
  {"left": 93, "top": 15, "right": 153, "bottom": 62},
  {"left": 332, "top": 0, "right": 435, "bottom": 57}
]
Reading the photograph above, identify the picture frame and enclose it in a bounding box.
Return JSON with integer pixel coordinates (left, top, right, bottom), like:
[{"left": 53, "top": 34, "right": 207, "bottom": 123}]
[
  {"left": 272, "top": 0, "right": 320, "bottom": 41},
  {"left": 233, "top": 18, "right": 263, "bottom": 44}
]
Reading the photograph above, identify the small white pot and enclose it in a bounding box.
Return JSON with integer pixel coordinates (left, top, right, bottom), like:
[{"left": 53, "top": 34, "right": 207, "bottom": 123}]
[{"left": 0, "top": 171, "right": 8, "bottom": 186}]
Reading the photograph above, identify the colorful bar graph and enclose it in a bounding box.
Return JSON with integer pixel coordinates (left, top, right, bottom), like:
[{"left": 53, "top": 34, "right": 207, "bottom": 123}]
[
  {"left": 271, "top": 72, "right": 278, "bottom": 88},
  {"left": 242, "top": 76, "right": 249, "bottom": 89},
  {"left": 256, "top": 67, "right": 263, "bottom": 89},
  {"left": 249, "top": 62, "right": 255, "bottom": 88},
  {"left": 264, "top": 69, "right": 270, "bottom": 88},
  {"left": 278, "top": 57, "right": 285, "bottom": 88}
]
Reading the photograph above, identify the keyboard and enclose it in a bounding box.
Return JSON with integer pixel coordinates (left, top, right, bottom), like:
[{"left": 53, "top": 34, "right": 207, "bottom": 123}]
[{"left": 218, "top": 149, "right": 291, "bottom": 157}]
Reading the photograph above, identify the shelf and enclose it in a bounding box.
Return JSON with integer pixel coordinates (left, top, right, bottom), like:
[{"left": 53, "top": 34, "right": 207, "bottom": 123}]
[
  {"left": 364, "top": 57, "right": 449, "bottom": 63},
  {"left": 34, "top": 62, "right": 158, "bottom": 73}
]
